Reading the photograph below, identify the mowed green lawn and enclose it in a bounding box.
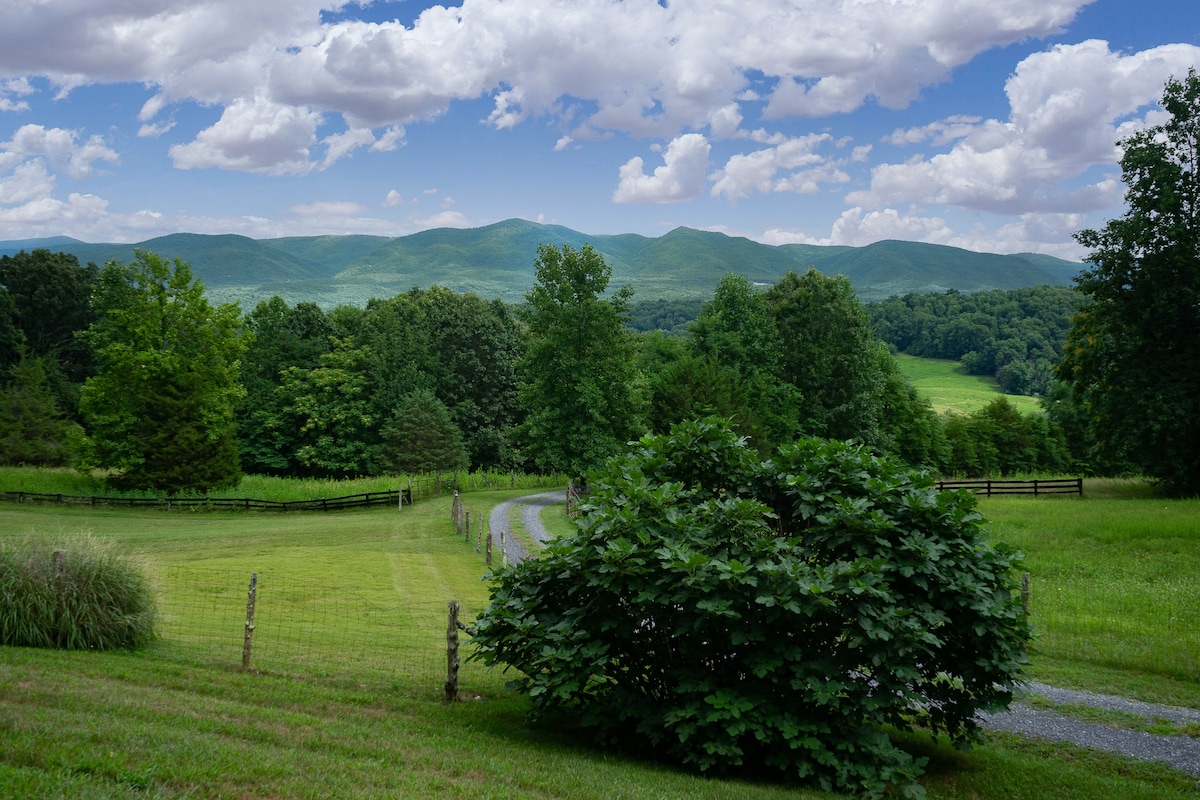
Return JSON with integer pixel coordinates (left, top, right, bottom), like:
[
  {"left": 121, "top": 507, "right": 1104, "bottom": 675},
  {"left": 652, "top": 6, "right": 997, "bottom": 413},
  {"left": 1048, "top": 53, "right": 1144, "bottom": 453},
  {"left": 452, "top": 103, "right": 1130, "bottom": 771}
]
[
  {"left": 2, "top": 484, "right": 1199, "bottom": 799},
  {"left": 894, "top": 353, "right": 1042, "bottom": 415}
]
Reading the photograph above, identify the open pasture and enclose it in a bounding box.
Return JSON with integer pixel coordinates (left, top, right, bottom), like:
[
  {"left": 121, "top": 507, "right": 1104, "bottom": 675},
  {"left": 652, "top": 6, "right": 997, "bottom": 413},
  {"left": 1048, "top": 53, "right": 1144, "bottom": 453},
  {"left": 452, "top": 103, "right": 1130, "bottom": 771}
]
[
  {"left": 2, "top": 481, "right": 1199, "bottom": 798},
  {"left": 980, "top": 481, "right": 1200, "bottom": 707},
  {"left": 894, "top": 353, "right": 1042, "bottom": 415}
]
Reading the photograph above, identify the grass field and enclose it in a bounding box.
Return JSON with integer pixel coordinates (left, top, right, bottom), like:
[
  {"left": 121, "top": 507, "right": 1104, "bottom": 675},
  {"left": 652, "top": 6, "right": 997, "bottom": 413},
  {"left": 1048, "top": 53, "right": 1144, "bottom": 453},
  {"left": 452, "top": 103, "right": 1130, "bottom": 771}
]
[
  {"left": 2, "top": 480, "right": 1199, "bottom": 799},
  {"left": 894, "top": 353, "right": 1042, "bottom": 415}
]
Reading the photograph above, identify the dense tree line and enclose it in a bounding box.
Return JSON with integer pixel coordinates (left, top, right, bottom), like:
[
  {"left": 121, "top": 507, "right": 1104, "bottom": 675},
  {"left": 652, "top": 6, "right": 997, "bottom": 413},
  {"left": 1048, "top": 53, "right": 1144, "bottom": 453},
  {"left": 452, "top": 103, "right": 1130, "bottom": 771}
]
[
  {"left": 1059, "top": 68, "right": 1200, "bottom": 496},
  {"left": 866, "top": 285, "right": 1082, "bottom": 396},
  {"left": 0, "top": 229, "right": 1169, "bottom": 491},
  {"left": 9, "top": 64, "right": 1196, "bottom": 495},
  {"left": 0, "top": 245, "right": 1077, "bottom": 489}
]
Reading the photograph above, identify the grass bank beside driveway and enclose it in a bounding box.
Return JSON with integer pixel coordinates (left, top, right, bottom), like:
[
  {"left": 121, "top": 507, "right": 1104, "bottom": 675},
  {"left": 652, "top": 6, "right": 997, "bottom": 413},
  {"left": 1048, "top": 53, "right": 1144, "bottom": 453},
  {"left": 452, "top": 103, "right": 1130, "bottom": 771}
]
[{"left": 3, "top": 481, "right": 1200, "bottom": 798}]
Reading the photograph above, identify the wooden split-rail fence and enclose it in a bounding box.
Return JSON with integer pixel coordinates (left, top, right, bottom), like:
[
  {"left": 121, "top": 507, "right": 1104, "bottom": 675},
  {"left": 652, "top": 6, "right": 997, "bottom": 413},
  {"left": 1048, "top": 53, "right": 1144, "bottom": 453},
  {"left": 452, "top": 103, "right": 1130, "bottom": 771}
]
[{"left": 933, "top": 477, "right": 1083, "bottom": 496}]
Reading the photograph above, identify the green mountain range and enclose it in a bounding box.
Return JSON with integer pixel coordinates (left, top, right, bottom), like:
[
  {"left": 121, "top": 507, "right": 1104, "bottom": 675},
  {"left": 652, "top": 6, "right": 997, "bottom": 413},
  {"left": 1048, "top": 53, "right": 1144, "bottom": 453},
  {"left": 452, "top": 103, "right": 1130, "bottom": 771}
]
[{"left": 0, "top": 218, "right": 1081, "bottom": 307}]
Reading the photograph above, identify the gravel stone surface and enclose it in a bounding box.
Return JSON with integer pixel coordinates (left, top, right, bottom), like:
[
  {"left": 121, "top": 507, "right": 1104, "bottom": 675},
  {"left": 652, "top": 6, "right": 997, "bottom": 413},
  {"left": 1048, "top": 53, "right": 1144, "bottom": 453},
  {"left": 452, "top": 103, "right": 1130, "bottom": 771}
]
[
  {"left": 486, "top": 489, "right": 563, "bottom": 564},
  {"left": 489, "top": 492, "right": 1200, "bottom": 777},
  {"left": 980, "top": 684, "right": 1200, "bottom": 775}
]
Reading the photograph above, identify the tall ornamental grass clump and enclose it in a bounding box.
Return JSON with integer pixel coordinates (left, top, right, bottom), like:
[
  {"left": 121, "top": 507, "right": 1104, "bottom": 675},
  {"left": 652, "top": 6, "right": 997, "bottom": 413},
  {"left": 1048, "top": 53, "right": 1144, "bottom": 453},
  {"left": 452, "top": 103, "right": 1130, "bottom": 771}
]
[{"left": 0, "top": 533, "right": 156, "bottom": 650}]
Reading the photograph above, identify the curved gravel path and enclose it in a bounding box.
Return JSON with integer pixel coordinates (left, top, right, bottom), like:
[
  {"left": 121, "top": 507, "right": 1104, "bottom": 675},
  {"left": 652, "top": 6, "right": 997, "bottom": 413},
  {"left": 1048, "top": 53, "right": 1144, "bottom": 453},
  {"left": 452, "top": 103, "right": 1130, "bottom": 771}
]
[
  {"left": 485, "top": 492, "right": 1200, "bottom": 776},
  {"left": 487, "top": 489, "right": 564, "bottom": 564},
  {"left": 979, "top": 683, "right": 1200, "bottom": 775}
]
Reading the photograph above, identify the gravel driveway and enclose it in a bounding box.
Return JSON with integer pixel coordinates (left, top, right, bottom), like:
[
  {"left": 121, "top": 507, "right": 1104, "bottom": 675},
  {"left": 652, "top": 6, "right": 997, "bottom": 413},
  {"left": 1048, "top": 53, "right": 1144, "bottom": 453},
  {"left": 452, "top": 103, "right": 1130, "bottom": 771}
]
[
  {"left": 485, "top": 492, "right": 1200, "bottom": 776},
  {"left": 486, "top": 489, "right": 563, "bottom": 564},
  {"left": 980, "top": 683, "right": 1200, "bottom": 775}
]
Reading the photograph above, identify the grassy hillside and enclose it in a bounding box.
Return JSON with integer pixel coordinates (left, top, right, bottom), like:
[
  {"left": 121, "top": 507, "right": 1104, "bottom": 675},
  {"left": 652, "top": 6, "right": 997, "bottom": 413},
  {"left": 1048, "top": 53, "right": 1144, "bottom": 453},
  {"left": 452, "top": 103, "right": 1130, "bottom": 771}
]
[
  {"left": 895, "top": 353, "right": 1042, "bottom": 415},
  {"left": 1, "top": 486, "right": 1197, "bottom": 799},
  {"left": 0, "top": 221, "right": 1081, "bottom": 308}
]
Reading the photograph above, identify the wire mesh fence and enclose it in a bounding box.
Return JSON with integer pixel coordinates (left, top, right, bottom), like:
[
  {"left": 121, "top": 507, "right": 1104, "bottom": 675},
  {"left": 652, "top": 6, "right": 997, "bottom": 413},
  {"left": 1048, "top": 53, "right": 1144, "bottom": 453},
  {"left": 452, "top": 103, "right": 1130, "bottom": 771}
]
[{"left": 150, "top": 566, "right": 509, "bottom": 694}]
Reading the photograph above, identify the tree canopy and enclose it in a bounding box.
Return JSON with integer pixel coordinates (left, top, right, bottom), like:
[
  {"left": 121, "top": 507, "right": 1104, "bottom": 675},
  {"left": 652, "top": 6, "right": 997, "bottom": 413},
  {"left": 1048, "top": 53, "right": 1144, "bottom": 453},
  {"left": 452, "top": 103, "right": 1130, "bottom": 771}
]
[
  {"left": 472, "top": 418, "right": 1030, "bottom": 798},
  {"left": 79, "top": 251, "right": 245, "bottom": 492},
  {"left": 1060, "top": 68, "right": 1200, "bottom": 496},
  {"left": 518, "top": 243, "right": 643, "bottom": 477},
  {"left": 379, "top": 389, "right": 469, "bottom": 474}
]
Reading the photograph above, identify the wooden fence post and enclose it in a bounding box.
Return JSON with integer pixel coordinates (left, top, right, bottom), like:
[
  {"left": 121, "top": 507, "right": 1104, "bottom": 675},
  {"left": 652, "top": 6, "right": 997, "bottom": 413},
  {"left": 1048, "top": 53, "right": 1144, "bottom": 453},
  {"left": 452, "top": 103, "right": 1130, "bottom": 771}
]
[
  {"left": 464, "top": 510, "right": 471, "bottom": 544},
  {"left": 445, "top": 600, "right": 460, "bottom": 701},
  {"left": 242, "top": 572, "right": 258, "bottom": 671},
  {"left": 486, "top": 526, "right": 492, "bottom": 565},
  {"left": 1021, "top": 572, "right": 1030, "bottom": 616}
]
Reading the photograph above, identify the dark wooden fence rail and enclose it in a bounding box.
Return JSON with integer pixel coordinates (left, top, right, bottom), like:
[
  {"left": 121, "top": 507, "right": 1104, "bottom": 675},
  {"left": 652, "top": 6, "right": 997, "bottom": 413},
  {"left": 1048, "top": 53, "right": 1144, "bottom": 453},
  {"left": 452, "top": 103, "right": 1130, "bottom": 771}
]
[
  {"left": 934, "top": 477, "right": 1083, "bottom": 496},
  {"left": 0, "top": 472, "right": 475, "bottom": 513},
  {"left": 0, "top": 489, "right": 412, "bottom": 512},
  {"left": 2, "top": 475, "right": 1081, "bottom": 510}
]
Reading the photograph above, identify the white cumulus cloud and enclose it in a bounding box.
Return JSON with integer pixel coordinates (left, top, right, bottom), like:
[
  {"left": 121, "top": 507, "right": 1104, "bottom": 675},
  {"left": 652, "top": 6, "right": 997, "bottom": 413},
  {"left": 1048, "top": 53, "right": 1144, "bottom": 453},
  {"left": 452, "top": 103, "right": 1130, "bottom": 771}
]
[
  {"left": 850, "top": 41, "right": 1200, "bottom": 216},
  {"left": 168, "top": 96, "right": 322, "bottom": 175},
  {"left": 613, "top": 133, "right": 711, "bottom": 203}
]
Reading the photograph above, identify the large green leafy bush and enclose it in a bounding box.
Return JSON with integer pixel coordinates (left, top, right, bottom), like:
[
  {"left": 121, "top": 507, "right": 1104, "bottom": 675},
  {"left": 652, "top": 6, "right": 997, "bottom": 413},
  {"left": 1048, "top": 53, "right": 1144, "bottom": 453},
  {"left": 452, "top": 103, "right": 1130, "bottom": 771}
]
[{"left": 472, "top": 418, "right": 1031, "bottom": 798}]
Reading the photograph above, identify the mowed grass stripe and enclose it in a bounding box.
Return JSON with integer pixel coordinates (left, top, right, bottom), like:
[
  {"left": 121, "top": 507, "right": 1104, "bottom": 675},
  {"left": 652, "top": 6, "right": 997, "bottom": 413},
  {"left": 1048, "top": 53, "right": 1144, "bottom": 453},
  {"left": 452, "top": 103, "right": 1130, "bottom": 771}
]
[
  {"left": 4, "top": 482, "right": 1200, "bottom": 798},
  {"left": 894, "top": 353, "right": 1042, "bottom": 415}
]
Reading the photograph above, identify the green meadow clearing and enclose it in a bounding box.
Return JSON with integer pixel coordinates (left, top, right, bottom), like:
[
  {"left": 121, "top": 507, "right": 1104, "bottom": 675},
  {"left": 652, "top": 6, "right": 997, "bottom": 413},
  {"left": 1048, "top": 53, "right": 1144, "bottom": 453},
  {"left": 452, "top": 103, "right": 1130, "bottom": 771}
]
[
  {"left": 2, "top": 479, "right": 1199, "bottom": 799},
  {"left": 894, "top": 353, "right": 1042, "bottom": 415}
]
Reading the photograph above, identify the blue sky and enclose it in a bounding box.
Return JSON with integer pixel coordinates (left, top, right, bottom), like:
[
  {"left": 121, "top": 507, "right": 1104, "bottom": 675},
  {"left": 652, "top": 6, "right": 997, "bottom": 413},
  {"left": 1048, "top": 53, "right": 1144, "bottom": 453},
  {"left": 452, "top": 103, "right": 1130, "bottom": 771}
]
[{"left": 1, "top": 0, "right": 1197, "bottom": 259}]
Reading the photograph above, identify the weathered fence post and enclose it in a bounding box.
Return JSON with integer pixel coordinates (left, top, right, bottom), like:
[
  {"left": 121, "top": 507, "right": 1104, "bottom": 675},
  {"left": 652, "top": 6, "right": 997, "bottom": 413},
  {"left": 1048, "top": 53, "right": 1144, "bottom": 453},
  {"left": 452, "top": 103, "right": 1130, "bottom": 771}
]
[
  {"left": 485, "top": 526, "right": 492, "bottom": 565},
  {"left": 500, "top": 528, "right": 508, "bottom": 566},
  {"left": 445, "top": 600, "right": 460, "bottom": 701},
  {"left": 1021, "top": 572, "right": 1030, "bottom": 616},
  {"left": 464, "top": 510, "right": 471, "bottom": 544},
  {"left": 242, "top": 572, "right": 258, "bottom": 671}
]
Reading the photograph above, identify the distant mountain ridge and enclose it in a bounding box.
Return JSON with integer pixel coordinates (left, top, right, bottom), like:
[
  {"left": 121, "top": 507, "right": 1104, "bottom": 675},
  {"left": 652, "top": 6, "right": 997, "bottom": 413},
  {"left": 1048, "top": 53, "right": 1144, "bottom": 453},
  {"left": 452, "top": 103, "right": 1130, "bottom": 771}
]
[{"left": 0, "top": 218, "right": 1081, "bottom": 307}]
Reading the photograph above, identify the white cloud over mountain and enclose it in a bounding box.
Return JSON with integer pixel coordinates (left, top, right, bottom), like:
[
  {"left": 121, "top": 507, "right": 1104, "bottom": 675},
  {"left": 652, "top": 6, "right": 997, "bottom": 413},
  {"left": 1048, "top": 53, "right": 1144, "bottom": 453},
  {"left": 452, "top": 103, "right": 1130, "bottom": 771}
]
[{"left": 0, "top": 0, "right": 1197, "bottom": 254}]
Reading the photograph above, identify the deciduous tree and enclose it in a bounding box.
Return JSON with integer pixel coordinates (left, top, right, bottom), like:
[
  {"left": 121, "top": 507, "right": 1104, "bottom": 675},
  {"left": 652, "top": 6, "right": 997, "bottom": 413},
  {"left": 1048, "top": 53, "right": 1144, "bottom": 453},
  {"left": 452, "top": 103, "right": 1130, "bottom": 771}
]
[
  {"left": 765, "top": 268, "right": 885, "bottom": 444},
  {"left": 517, "top": 243, "right": 643, "bottom": 476},
  {"left": 277, "top": 337, "right": 377, "bottom": 478},
  {"left": 690, "top": 273, "right": 799, "bottom": 450},
  {"left": 1060, "top": 69, "right": 1200, "bottom": 495},
  {"left": 238, "top": 297, "right": 340, "bottom": 475},
  {"left": 79, "top": 251, "right": 244, "bottom": 492}
]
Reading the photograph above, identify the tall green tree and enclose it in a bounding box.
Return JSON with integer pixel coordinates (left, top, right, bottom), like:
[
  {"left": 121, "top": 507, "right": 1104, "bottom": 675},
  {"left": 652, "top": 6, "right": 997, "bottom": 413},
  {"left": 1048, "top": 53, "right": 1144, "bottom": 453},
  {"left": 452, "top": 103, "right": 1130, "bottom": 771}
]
[
  {"left": 238, "top": 297, "right": 340, "bottom": 475},
  {"left": 0, "top": 249, "right": 97, "bottom": 376},
  {"left": 277, "top": 337, "right": 378, "bottom": 478},
  {"left": 0, "top": 249, "right": 98, "bottom": 414},
  {"left": 1060, "top": 69, "right": 1200, "bottom": 495},
  {"left": 413, "top": 287, "right": 523, "bottom": 470},
  {"left": 79, "top": 251, "right": 245, "bottom": 492},
  {"left": 518, "top": 243, "right": 643, "bottom": 476},
  {"left": 379, "top": 389, "right": 469, "bottom": 474},
  {"left": 690, "top": 273, "right": 799, "bottom": 450},
  {"left": 0, "top": 352, "right": 81, "bottom": 466},
  {"left": 765, "top": 268, "right": 886, "bottom": 444}
]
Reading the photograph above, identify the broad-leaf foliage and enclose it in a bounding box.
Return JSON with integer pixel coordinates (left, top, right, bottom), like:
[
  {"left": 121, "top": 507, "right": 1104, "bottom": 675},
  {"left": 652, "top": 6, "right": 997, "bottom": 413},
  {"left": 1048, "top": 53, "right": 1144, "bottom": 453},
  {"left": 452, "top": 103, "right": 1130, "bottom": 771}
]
[{"left": 472, "top": 418, "right": 1030, "bottom": 798}]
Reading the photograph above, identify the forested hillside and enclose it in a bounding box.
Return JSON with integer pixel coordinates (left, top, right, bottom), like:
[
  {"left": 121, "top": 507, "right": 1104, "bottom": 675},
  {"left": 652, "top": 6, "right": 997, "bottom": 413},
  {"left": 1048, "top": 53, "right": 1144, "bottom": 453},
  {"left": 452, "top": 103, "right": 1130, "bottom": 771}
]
[
  {"left": 866, "top": 285, "right": 1083, "bottom": 396},
  {"left": 2, "top": 247, "right": 1082, "bottom": 492},
  {"left": 0, "top": 219, "right": 1081, "bottom": 307}
]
